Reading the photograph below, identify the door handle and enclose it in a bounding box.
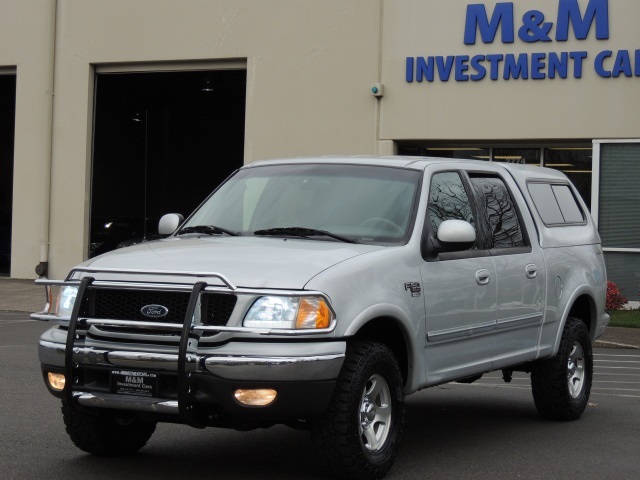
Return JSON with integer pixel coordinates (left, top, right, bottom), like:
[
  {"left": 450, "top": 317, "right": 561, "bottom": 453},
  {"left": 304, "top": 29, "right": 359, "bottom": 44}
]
[
  {"left": 475, "top": 269, "right": 491, "bottom": 286},
  {"left": 525, "top": 264, "right": 538, "bottom": 279}
]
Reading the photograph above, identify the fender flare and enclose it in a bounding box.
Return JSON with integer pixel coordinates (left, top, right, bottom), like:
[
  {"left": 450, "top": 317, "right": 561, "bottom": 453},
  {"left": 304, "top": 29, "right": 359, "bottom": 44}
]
[
  {"left": 551, "top": 284, "right": 596, "bottom": 355},
  {"left": 344, "top": 303, "right": 422, "bottom": 392}
]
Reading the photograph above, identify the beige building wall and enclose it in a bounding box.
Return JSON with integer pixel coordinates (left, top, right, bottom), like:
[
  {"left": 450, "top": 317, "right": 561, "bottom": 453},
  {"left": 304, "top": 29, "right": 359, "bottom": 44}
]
[
  {"left": 380, "top": 0, "right": 640, "bottom": 141},
  {"left": 3, "top": 0, "right": 639, "bottom": 280},
  {"left": 6, "top": 0, "right": 383, "bottom": 279},
  {"left": 0, "top": 1, "right": 56, "bottom": 279}
]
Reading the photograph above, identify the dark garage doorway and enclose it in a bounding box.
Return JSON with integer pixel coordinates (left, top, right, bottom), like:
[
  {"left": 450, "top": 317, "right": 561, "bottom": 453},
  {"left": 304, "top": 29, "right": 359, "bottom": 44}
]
[
  {"left": 0, "top": 74, "right": 16, "bottom": 275},
  {"left": 90, "top": 69, "right": 246, "bottom": 257}
]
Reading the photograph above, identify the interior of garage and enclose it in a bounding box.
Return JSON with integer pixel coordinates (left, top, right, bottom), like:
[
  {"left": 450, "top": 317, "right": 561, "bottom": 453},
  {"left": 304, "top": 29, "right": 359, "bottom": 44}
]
[
  {"left": 90, "top": 69, "right": 246, "bottom": 257},
  {"left": 0, "top": 74, "right": 16, "bottom": 275}
]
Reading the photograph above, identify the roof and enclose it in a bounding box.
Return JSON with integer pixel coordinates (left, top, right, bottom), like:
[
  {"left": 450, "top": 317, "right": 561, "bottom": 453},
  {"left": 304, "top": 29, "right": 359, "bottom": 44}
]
[
  {"left": 247, "top": 155, "right": 426, "bottom": 169},
  {"left": 245, "top": 156, "right": 572, "bottom": 181}
]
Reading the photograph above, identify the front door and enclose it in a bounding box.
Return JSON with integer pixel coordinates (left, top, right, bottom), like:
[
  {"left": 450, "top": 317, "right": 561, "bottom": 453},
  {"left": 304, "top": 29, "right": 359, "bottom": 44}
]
[{"left": 421, "top": 170, "right": 497, "bottom": 383}]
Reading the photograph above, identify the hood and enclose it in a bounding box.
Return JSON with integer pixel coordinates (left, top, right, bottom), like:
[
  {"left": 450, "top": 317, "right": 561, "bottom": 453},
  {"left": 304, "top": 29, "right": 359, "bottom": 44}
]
[{"left": 81, "top": 235, "right": 382, "bottom": 289}]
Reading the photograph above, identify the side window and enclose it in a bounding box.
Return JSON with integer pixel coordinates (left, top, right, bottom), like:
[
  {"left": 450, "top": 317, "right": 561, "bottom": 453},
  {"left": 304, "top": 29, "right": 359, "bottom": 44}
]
[
  {"left": 528, "top": 182, "right": 585, "bottom": 226},
  {"left": 468, "top": 174, "right": 525, "bottom": 249},
  {"left": 428, "top": 172, "right": 475, "bottom": 238}
]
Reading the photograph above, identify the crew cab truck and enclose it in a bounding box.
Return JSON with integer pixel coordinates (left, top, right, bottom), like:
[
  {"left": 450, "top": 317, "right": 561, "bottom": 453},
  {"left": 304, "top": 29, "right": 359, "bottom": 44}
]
[{"left": 34, "top": 157, "right": 608, "bottom": 479}]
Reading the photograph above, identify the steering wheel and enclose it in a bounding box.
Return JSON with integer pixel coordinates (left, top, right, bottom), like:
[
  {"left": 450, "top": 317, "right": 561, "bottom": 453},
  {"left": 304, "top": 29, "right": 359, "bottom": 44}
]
[{"left": 358, "top": 217, "right": 404, "bottom": 235}]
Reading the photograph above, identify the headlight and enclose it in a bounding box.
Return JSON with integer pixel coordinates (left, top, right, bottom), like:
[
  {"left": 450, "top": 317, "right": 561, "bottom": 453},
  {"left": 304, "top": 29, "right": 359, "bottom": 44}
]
[
  {"left": 243, "top": 296, "right": 332, "bottom": 330},
  {"left": 54, "top": 286, "right": 78, "bottom": 317}
]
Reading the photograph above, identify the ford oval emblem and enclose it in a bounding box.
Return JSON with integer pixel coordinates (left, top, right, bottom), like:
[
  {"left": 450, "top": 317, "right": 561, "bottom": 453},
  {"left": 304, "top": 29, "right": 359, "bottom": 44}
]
[{"left": 141, "top": 304, "right": 169, "bottom": 318}]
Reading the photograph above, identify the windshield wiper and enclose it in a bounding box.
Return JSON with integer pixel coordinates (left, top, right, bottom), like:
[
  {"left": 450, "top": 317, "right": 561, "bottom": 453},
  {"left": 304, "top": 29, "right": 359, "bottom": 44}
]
[
  {"left": 177, "top": 225, "right": 242, "bottom": 237},
  {"left": 253, "top": 227, "right": 358, "bottom": 244}
]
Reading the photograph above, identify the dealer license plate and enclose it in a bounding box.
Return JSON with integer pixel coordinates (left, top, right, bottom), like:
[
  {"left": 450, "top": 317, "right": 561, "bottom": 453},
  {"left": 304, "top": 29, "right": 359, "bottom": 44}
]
[{"left": 110, "top": 370, "right": 158, "bottom": 397}]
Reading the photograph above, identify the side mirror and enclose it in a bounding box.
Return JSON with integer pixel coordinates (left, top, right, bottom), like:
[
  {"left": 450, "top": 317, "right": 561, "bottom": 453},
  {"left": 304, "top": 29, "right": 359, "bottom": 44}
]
[
  {"left": 436, "top": 220, "right": 476, "bottom": 250},
  {"left": 158, "top": 213, "right": 184, "bottom": 235}
]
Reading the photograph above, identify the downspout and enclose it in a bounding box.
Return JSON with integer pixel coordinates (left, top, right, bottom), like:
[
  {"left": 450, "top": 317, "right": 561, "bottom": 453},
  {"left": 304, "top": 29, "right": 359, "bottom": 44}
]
[
  {"left": 36, "top": 0, "right": 58, "bottom": 277},
  {"left": 374, "top": 0, "right": 394, "bottom": 156}
]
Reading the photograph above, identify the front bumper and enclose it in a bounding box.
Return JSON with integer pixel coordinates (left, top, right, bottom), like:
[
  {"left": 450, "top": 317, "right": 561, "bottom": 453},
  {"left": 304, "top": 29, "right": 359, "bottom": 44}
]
[
  {"left": 35, "top": 269, "right": 345, "bottom": 427},
  {"left": 40, "top": 327, "right": 345, "bottom": 424}
]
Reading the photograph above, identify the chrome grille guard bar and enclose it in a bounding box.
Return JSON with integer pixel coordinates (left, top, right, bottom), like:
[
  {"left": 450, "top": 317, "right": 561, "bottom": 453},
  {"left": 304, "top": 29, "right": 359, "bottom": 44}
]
[
  {"left": 61, "top": 277, "right": 219, "bottom": 426},
  {"left": 36, "top": 266, "right": 238, "bottom": 290},
  {"left": 61, "top": 277, "right": 205, "bottom": 426},
  {"left": 32, "top": 266, "right": 337, "bottom": 322},
  {"left": 38, "top": 268, "right": 337, "bottom": 426},
  {"left": 34, "top": 266, "right": 335, "bottom": 308}
]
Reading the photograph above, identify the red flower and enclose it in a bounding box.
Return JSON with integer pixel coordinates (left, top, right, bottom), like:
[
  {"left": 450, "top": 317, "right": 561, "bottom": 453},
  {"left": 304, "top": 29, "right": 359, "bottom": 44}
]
[{"left": 606, "top": 280, "right": 628, "bottom": 311}]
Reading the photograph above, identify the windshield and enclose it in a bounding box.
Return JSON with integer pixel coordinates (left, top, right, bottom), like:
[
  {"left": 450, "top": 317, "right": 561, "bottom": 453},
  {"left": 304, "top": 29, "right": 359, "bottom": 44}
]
[{"left": 182, "top": 163, "right": 421, "bottom": 244}]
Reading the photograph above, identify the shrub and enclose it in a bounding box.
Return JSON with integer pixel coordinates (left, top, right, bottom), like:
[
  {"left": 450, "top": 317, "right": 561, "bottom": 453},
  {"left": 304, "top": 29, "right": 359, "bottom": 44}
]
[{"left": 606, "top": 280, "right": 628, "bottom": 311}]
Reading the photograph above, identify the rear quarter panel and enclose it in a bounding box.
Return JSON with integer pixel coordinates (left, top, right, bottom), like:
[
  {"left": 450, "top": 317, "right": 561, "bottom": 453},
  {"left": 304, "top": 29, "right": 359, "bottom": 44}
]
[
  {"left": 503, "top": 164, "right": 607, "bottom": 356},
  {"left": 538, "top": 243, "right": 608, "bottom": 357}
]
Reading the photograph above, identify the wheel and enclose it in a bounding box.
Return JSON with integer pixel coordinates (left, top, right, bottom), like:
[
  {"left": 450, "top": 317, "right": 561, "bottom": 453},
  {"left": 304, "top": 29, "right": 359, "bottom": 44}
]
[
  {"left": 61, "top": 402, "right": 156, "bottom": 455},
  {"left": 530, "top": 317, "right": 593, "bottom": 420},
  {"left": 312, "top": 341, "right": 405, "bottom": 480},
  {"left": 358, "top": 217, "right": 404, "bottom": 235}
]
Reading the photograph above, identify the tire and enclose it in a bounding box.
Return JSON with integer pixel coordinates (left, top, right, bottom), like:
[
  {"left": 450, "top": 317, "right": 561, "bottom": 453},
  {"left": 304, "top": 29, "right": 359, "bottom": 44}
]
[
  {"left": 312, "top": 341, "right": 405, "bottom": 480},
  {"left": 62, "top": 402, "right": 156, "bottom": 455},
  {"left": 531, "top": 317, "right": 593, "bottom": 421}
]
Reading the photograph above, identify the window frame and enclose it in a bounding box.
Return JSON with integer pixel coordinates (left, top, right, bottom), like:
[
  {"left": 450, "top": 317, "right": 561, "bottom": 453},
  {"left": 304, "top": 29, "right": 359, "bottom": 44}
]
[
  {"left": 422, "top": 168, "right": 532, "bottom": 261},
  {"left": 526, "top": 180, "right": 587, "bottom": 228},
  {"left": 592, "top": 139, "right": 640, "bottom": 251}
]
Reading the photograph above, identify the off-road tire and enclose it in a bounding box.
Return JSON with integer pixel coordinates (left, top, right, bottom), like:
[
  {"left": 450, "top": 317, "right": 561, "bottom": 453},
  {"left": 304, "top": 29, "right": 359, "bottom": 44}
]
[
  {"left": 312, "top": 341, "right": 405, "bottom": 480},
  {"left": 62, "top": 402, "right": 156, "bottom": 455},
  {"left": 531, "top": 316, "right": 593, "bottom": 420}
]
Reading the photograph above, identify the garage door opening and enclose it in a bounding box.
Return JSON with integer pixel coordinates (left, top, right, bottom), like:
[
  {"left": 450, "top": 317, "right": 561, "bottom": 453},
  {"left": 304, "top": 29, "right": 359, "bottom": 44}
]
[
  {"left": 90, "top": 69, "right": 246, "bottom": 257},
  {"left": 0, "top": 74, "right": 16, "bottom": 275}
]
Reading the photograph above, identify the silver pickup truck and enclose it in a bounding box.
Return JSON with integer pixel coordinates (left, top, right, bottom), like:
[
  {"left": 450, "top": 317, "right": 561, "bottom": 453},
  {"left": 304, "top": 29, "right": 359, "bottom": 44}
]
[{"left": 34, "top": 157, "right": 608, "bottom": 479}]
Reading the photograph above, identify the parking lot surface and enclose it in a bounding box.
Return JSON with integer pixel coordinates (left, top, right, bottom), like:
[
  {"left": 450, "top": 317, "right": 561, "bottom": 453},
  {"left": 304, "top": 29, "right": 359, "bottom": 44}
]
[{"left": 1, "top": 313, "right": 638, "bottom": 480}]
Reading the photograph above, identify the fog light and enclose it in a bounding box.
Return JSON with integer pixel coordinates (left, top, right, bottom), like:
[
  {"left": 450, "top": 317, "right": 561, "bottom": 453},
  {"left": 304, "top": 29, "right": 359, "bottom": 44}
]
[
  {"left": 47, "top": 372, "right": 66, "bottom": 391},
  {"left": 234, "top": 388, "right": 277, "bottom": 406}
]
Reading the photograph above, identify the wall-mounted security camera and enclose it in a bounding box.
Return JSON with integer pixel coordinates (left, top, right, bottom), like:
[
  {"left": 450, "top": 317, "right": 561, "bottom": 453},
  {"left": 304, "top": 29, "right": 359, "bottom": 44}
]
[{"left": 370, "top": 83, "right": 384, "bottom": 97}]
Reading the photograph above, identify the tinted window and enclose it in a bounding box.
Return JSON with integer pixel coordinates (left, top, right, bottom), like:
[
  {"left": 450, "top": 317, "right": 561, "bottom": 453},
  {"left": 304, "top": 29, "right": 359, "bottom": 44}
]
[
  {"left": 528, "top": 183, "right": 565, "bottom": 224},
  {"left": 469, "top": 175, "right": 525, "bottom": 248},
  {"left": 428, "top": 172, "right": 475, "bottom": 238},
  {"left": 527, "top": 182, "right": 585, "bottom": 226},
  {"left": 552, "top": 185, "right": 584, "bottom": 223}
]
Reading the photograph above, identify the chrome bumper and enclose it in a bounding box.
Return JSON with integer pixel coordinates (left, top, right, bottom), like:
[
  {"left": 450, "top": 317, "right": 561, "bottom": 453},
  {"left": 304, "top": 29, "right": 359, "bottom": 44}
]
[
  {"left": 40, "top": 336, "right": 345, "bottom": 382},
  {"left": 73, "top": 392, "right": 179, "bottom": 415}
]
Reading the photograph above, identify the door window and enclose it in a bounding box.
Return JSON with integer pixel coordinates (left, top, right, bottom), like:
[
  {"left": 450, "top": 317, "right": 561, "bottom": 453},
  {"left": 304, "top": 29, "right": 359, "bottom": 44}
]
[
  {"left": 468, "top": 174, "right": 526, "bottom": 249},
  {"left": 428, "top": 171, "right": 475, "bottom": 238}
]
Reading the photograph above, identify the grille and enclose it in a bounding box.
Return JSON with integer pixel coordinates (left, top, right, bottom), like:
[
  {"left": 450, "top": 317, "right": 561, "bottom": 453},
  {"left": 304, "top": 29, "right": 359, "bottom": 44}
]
[
  {"left": 202, "top": 294, "right": 238, "bottom": 326},
  {"left": 79, "top": 288, "right": 237, "bottom": 326}
]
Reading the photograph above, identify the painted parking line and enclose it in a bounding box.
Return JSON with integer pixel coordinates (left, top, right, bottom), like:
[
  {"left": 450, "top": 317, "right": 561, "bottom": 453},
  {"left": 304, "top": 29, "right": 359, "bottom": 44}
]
[
  {"left": 448, "top": 358, "right": 640, "bottom": 399},
  {"left": 0, "top": 318, "right": 39, "bottom": 324}
]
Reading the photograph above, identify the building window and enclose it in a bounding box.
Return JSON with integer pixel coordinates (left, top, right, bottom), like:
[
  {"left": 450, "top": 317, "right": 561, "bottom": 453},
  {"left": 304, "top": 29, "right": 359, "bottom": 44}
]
[
  {"left": 544, "top": 148, "right": 592, "bottom": 209},
  {"left": 397, "top": 142, "right": 592, "bottom": 207},
  {"left": 493, "top": 148, "right": 540, "bottom": 166},
  {"left": 598, "top": 143, "right": 640, "bottom": 301},
  {"left": 406, "top": 146, "right": 489, "bottom": 160}
]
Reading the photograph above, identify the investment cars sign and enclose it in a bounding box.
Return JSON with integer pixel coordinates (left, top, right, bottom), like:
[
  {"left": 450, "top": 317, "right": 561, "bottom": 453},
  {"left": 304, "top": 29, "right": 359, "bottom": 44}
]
[{"left": 406, "top": 0, "right": 639, "bottom": 82}]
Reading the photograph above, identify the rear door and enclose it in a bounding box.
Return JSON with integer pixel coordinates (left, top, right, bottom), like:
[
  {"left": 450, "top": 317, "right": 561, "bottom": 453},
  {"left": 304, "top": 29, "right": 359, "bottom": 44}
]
[
  {"left": 420, "top": 170, "right": 497, "bottom": 382},
  {"left": 466, "top": 170, "right": 545, "bottom": 368}
]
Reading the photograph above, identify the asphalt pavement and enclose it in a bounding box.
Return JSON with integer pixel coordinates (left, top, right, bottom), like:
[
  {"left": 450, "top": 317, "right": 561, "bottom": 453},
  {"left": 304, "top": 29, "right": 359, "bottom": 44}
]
[{"left": 1, "top": 313, "right": 638, "bottom": 480}]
